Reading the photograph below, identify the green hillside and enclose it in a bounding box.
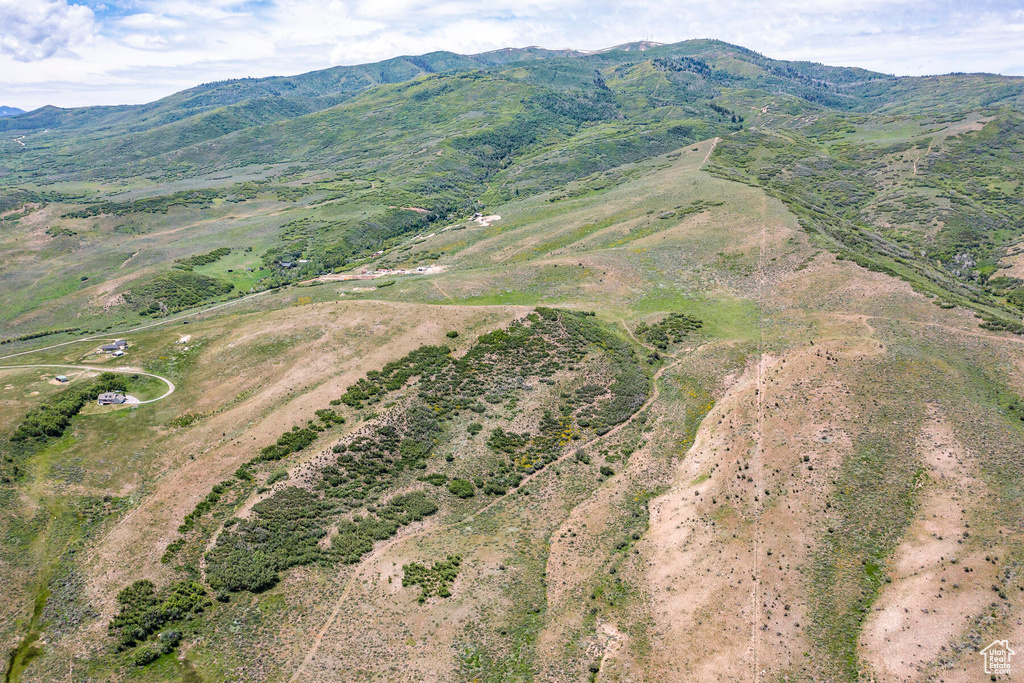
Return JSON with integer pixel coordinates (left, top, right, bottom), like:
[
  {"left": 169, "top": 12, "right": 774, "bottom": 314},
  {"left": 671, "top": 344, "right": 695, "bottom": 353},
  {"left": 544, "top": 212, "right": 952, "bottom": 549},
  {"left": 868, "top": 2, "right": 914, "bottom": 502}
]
[
  {"left": 2, "top": 40, "right": 1024, "bottom": 683},
  {"left": 3, "top": 40, "right": 1024, "bottom": 337}
]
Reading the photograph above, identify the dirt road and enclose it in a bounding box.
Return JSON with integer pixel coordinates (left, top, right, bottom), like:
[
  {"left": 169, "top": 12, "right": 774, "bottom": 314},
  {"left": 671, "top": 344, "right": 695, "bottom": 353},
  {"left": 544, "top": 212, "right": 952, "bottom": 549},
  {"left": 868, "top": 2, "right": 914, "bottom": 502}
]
[{"left": 0, "top": 364, "right": 175, "bottom": 403}]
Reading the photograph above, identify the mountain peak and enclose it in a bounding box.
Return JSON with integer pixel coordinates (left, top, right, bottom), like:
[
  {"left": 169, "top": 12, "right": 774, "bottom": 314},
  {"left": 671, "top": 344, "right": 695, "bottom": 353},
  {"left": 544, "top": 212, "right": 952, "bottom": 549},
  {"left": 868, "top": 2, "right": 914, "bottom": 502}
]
[
  {"left": 0, "top": 105, "right": 25, "bottom": 118},
  {"left": 595, "top": 40, "right": 666, "bottom": 53}
]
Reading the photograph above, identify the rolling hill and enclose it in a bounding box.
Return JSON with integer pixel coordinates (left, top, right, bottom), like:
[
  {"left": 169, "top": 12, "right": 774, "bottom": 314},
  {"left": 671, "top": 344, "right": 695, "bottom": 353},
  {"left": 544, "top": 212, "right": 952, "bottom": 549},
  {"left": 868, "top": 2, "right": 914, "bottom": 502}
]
[{"left": 1, "top": 39, "right": 1023, "bottom": 683}]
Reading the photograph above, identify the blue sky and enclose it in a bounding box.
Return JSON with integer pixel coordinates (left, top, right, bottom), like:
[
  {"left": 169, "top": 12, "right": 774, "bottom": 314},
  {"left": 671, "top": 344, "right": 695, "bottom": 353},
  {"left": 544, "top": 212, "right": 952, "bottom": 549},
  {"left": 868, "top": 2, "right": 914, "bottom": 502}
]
[{"left": 1, "top": 0, "right": 1023, "bottom": 110}]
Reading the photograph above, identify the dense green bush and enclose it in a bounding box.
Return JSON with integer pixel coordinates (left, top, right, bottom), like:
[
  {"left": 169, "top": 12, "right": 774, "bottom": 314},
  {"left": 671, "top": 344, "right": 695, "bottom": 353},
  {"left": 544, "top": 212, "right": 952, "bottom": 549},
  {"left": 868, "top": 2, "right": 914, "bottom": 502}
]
[
  {"left": 108, "top": 579, "right": 210, "bottom": 651},
  {"left": 315, "top": 408, "right": 345, "bottom": 425},
  {"left": 159, "top": 630, "right": 182, "bottom": 653},
  {"left": 447, "top": 478, "right": 475, "bottom": 498},
  {"left": 205, "top": 487, "right": 334, "bottom": 592},
  {"left": 132, "top": 647, "right": 161, "bottom": 666},
  {"left": 125, "top": 270, "right": 233, "bottom": 312},
  {"left": 259, "top": 426, "right": 318, "bottom": 461},
  {"left": 174, "top": 247, "right": 231, "bottom": 270},
  {"left": 634, "top": 313, "right": 703, "bottom": 349},
  {"left": 402, "top": 555, "right": 462, "bottom": 602},
  {"left": 379, "top": 491, "right": 439, "bottom": 524}
]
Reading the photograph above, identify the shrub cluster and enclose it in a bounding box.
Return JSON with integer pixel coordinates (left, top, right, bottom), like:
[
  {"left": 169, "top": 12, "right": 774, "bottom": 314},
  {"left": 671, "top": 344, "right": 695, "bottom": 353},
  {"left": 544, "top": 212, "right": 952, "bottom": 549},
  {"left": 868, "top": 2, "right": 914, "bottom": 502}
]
[
  {"left": 332, "top": 491, "right": 438, "bottom": 564},
  {"left": 205, "top": 487, "right": 336, "bottom": 592},
  {"left": 339, "top": 345, "right": 451, "bottom": 409},
  {"left": 314, "top": 408, "right": 345, "bottom": 425},
  {"left": 174, "top": 247, "right": 231, "bottom": 270},
  {"left": 177, "top": 479, "right": 237, "bottom": 535},
  {"left": 0, "top": 327, "right": 81, "bottom": 345},
  {"left": 126, "top": 270, "right": 233, "bottom": 313},
  {"left": 259, "top": 425, "right": 319, "bottom": 461},
  {"left": 317, "top": 404, "right": 441, "bottom": 507},
  {"left": 634, "top": 312, "right": 703, "bottom": 350},
  {"left": 129, "top": 307, "right": 651, "bottom": 652},
  {"left": 63, "top": 188, "right": 225, "bottom": 218},
  {"left": 447, "top": 478, "right": 475, "bottom": 498},
  {"left": 108, "top": 579, "right": 210, "bottom": 652},
  {"left": 402, "top": 555, "right": 462, "bottom": 603}
]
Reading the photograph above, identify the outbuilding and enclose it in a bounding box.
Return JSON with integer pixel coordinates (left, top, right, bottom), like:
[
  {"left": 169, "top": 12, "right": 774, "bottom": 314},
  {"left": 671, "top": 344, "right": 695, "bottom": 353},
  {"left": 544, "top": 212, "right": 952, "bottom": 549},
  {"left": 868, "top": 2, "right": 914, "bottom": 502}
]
[{"left": 55, "top": 375, "right": 69, "bottom": 383}]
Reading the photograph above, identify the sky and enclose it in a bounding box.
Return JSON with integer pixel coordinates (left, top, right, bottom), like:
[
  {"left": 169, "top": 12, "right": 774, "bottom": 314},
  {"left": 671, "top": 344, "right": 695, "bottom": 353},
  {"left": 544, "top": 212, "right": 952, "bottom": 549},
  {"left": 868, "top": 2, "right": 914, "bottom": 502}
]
[{"left": 1, "top": 0, "right": 1023, "bottom": 110}]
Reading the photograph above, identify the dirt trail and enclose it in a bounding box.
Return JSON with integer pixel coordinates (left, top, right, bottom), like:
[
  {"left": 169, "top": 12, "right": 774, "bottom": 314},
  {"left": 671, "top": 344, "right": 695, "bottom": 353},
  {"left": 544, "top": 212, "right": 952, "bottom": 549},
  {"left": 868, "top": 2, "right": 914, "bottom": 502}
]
[
  {"left": 0, "top": 364, "right": 174, "bottom": 403},
  {"left": 701, "top": 137, "right": 720, "bottom": 167},
  {"left": 750, "top": 195, "right": 768, "bottom": 682},
  {"left": 287, "top": 346, "right": 689, "bottom": 682},
  {"left": 912, "top": 140, "right": 931, "bottom": 175},
  {"left": 432, "top": 281, "right": 455, "bottom": 302},
  {"left": 0, "top": 289, "right": 275, "bottom": 362},
  {"left": 596, "top": 621, "right": 627, "bottom": 677},
  {"left": 832, "top": 312, "right": 1024, "bottom": 346}
]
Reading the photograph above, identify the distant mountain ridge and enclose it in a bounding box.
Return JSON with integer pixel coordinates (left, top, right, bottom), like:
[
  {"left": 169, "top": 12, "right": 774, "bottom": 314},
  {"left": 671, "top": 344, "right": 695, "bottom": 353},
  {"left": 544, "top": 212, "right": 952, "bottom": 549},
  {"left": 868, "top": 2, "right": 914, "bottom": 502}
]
[
  {"left": 0, "top": 106, "right": 24, "bottom": 117},
  {"left": 2, "top": 38, "right": 1022, "bottom": 187},
  {"left": 0, "top": 39, "right": 901, "bottom": 139},
  {"left": 0, "top": 45, "right": 588, "bottom": 136}
]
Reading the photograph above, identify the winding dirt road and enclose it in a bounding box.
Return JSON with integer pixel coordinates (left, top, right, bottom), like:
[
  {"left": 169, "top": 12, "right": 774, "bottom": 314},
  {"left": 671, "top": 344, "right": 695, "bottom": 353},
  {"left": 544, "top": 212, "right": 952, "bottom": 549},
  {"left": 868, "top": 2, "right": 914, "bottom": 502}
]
[
  {"left": 0, "top": 364, "right": 175, "bottom": 404},
  {"left": 0, "top": 289, "right": 274, "bottom": 362}
]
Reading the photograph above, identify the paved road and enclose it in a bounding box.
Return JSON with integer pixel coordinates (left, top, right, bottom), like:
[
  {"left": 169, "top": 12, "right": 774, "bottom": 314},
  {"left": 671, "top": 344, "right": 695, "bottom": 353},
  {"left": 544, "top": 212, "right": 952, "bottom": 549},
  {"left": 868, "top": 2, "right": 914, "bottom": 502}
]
[{"left": 0, "top": 364, "right": 175, "bottom": 404}]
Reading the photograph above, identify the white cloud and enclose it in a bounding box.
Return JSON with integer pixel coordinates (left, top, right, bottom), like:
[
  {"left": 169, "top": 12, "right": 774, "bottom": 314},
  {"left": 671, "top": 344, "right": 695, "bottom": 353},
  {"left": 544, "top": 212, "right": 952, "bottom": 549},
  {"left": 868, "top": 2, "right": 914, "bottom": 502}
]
[
  {"left": 117, "top": 13, "right": 186, "bottom": 30},
  {"left": 0, "top": 0, "right": 95, "bottom": 62}
]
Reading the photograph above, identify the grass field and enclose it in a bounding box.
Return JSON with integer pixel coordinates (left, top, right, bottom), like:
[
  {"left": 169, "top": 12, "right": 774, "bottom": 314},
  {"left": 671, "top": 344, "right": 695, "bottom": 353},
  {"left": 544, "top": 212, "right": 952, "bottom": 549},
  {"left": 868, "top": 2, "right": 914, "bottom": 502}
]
[{"left": 2, "top": 40, "right": 1024, "bottom": 683}]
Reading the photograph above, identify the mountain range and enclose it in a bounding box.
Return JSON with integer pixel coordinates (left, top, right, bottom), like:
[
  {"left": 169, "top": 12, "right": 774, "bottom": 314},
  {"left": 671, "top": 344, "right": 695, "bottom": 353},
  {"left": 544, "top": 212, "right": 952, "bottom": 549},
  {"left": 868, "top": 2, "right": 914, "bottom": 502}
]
[{"left": 1, "top": 39, "right": 1023, "bottom": 683}]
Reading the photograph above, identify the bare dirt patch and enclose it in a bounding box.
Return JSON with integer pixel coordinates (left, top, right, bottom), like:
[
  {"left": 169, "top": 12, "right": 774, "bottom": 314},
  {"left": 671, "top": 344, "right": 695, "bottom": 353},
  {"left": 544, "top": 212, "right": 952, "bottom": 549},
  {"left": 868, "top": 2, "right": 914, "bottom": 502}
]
[
  {"left": 859, "top": 408, "right": 997, "bottom": 682},
  {"left": 997, "top": 248, "right": 1024, "bottom": 280}
]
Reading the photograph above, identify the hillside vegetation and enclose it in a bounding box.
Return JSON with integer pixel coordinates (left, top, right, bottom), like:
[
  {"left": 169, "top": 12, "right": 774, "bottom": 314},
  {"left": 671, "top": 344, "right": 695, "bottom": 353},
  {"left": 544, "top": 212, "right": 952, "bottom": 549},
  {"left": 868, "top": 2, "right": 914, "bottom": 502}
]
[{"left": 1, "top": 40, "right": 1023, "bottom": 683}]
